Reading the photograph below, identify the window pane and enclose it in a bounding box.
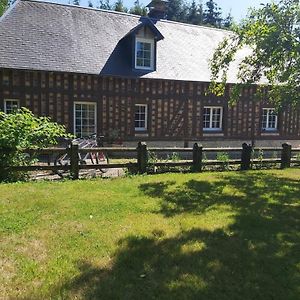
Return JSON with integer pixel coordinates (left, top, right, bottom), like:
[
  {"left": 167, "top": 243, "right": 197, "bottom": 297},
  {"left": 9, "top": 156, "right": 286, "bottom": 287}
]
[
  {"left": 143, "top": 43, "right": 151, "bottom": 51},
  {"left": 136, "top": 58, "right": 143, "bottom": 66},
  {"left": 262, "top": 108, "right": 277, "bottom": 130},
  {"left": 143, "top": 59, "right": 151, "bottom": 67},
  {"left": 203, "top": 107, "right": 222, "bottom": 129},
  {"left": 135, "top": 105, "right": 147, "bottom": 130},
  {"left": 203, "top": 107, "right": 210, "bottom": 128},
  {"left": 5, "top": 100, "right": 19, "bottom": 114},
  {"left": 137, "top": 50, "right": 143, "bottom": 59},
  {"left": 136, "top": 40, "right": 152, "bottom": 69},
  {"left": 74, "top": 103, "right": 96, "bottom": 137},
  {"left": 143, "top": 51, "right": 151, "bottom": 59}
]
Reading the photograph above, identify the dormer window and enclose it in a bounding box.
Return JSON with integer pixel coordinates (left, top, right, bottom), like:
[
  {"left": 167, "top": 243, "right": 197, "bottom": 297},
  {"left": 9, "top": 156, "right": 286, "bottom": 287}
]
[
  {"left": 124, "top": 17, "right": 163, "bottom": 71},
  {"left": 135, "top": 37, "right": 154, "bottom": 70}
]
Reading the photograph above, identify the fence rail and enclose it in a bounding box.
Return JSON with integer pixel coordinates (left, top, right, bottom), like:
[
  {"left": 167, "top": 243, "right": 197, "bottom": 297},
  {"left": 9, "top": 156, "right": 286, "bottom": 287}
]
[{"left": 2, "top": 142, "right": 300, "bottom": 180}]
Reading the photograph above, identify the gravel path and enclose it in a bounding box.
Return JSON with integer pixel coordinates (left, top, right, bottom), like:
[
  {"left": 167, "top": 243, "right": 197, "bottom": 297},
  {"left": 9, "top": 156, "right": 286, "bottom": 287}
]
[{"left": 30, "top": 168, "right": 125, "bottom": 180}]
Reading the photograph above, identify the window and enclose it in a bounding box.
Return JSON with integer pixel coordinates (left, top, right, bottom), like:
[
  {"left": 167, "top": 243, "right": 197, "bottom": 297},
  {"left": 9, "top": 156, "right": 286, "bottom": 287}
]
[
  {"left": 262, "top": 108, "right": 278, "bottom": 131},
  {"left": 135, "top": 38, "right": 154, "bottom": 70},
  {"left": 203, "top": 106, "right": 223, "bottom": 130},
  {"left": 74, "top": 102, "right": 97, "bottom": 137},
  {"left": 4, "top": 99, "right": 19, "bottom": 114},
  {"left": 135, "top": 104, "right": 148, "bottom": 131}
]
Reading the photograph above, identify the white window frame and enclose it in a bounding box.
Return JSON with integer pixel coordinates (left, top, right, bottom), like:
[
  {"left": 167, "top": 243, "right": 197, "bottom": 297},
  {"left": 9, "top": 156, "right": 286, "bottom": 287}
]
[
  {"left": 203, "top": 106, "right": 223, "bottom": 131},
  {"left": 73, "top": 102, "right": 97, "bottom": 138},
  {"left": 4, "top": 99, "right": 20, "bottom": 114},
  {"left": 134, "top": 104, "right": 148, "bottom": 131},
  {"left": 135, "top": 37, "right": 154, "bottom": 71},
  {"left": 262, "top": 108, "right": 278, "bottom": 131}
]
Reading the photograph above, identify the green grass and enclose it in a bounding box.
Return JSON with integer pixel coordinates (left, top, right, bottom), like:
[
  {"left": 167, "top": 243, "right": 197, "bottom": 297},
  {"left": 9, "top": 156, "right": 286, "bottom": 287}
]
[{"left": 0, "top": 169, "right": 299, "bottom": 299}]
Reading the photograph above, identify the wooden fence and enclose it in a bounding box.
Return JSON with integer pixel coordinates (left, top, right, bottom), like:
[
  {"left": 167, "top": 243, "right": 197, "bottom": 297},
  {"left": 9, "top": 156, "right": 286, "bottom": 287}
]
[{"left": 3, "top": 142, "right": 300, "bottom": 180}]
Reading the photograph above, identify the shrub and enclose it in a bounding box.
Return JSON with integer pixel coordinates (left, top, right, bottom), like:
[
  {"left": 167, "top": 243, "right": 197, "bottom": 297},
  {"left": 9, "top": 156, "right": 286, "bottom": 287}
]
[
  {"left": 0, "top": 108, "right": 71, "bottom": 182},
  {"left": 254, "top": 148, "right": 264, "bottom": 169},
  {"left": 216, "top": 152, "right": 230, "bottom": 171},
  {"left": 147, "top": 150, "right": 159, "bottom": 173}
]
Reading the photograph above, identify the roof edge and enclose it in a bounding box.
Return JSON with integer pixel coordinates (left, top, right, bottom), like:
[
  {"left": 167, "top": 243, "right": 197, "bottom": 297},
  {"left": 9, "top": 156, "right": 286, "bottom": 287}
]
[
  {"left": 0, "top": 66, "right": 245, "bottom": 85},
  {"left": 20, "top": 0, "right": 233, "bottom": 34},
  {"left": 22, "top": 0, "right": 144, "bottom": 19}
]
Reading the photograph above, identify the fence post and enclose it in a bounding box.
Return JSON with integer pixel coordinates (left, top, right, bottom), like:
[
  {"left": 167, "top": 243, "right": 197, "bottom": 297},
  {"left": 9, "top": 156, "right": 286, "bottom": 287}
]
[
  {"left": 281, "top": 143, "right": 291, "bottom": 169},
  {"left": 137, "top": 142, "right": 148, "bottom": 174},
  {"left": 192, "top": 143, "right": 203, "bottom": 172},
  {"left": 241, "top": 143, "right": 252, "bottom": 170},
  {"left": 69, "top": 142, "right": 79, "bottom": 179}
]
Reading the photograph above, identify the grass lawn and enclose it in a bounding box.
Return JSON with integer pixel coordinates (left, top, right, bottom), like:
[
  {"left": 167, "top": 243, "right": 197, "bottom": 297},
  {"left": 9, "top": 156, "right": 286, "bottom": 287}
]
[{"left": 0, "top": 169, "right": 299, "bottom": 299}]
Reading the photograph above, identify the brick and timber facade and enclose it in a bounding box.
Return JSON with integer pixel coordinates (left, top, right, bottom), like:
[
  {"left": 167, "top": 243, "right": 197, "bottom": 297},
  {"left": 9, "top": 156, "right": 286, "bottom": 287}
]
[{"left": 0, "top": 1, "right": 299, "bottom": 147}]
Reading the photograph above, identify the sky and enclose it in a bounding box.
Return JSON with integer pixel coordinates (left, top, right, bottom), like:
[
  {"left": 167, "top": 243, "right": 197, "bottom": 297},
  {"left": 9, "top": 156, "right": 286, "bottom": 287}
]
[{"left": 47, "top": 0, "right": 271, "bottom": 21}]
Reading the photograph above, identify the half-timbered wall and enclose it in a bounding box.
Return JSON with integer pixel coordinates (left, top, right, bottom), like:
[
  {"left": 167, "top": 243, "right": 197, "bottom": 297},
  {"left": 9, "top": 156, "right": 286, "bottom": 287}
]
[{"left": 1, "top": 68, "right": 300, "bottom": 141}]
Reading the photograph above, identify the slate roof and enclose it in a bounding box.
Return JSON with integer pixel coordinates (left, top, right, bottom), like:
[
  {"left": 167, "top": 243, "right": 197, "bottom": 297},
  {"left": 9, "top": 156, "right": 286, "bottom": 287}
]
[{"left": 0, "top": 0, "right": 248, "bottom": 82}]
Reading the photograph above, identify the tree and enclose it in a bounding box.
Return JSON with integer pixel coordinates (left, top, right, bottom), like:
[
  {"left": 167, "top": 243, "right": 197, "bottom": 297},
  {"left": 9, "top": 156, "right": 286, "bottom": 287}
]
[
  {"left": 187, "top": 0, "right": 203, "bottom": 25},
  {"left": 0, "top": 0, "right": 8, "bottom": 16},
  {"left": 209, "top": 0, "right": 300, "bottom": 108},
  {"left": 203, "top": 0, "right": 222, "bottom": 27},
  {"left": 99, "top": 0, "right": 111, "bottom": 10},
  {"left": 222, "top": 11, "right": 233, "bottom": 28},
  {"left": 88, "top": 0, "right": 94, "bottom": 8},
  {"left": 166, "top": 0, "right": 189, "bottom": 22},
  {"left": 114, "top": 0, "right": 127, "bottom": 12},
  {"left": 73, "top": 0, "right": 80, "bottom": 6},
  {"left": 129, "top": 0, "right": 147, "bottom": 16}
]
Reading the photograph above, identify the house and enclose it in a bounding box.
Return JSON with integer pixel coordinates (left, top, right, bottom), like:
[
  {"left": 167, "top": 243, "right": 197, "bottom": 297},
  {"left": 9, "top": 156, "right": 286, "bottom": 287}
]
[{"left": 0, "top": 0, "right": 299, "bottom": 147}]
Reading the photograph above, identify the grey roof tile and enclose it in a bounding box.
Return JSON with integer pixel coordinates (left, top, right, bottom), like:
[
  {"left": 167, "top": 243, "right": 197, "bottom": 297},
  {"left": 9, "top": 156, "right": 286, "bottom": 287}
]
[{"left": 0, "top": 0, "right": 246, "bottom": 82}]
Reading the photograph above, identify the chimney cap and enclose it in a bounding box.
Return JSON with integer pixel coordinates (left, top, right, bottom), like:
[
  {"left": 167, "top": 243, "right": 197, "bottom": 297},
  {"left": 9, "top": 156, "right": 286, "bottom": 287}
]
[{"left": 146, "top": 0, "right": 169, "bottom": 8}]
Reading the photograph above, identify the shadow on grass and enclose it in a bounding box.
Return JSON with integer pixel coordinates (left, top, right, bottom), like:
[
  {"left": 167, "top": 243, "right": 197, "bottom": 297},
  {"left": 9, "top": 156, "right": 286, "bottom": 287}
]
[{"left": 54, "top": 172, "right": 300, "bottom": 299}]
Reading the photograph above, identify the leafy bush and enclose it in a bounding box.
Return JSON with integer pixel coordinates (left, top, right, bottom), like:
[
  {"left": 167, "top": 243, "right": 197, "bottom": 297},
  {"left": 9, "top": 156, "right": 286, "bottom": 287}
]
[
  {"left": 167, "top": 152, "right": 181, "bottom": 162},
  {"left": 294, "top": 152, "right": 300, "bottom": 166},
  {"left": 253, "top": 148, "right": 264, "bottom": 169},
  {"left": 147, "top": 150, "right": 159, "bottom": 173},
  {"left": 216, "top": 152, "right": 230, "bottom": 171},
  {"left": 0, "top": 108, "right": 71, "bottom": 182},
  {"left": 146, "top": 151, "right": 187, "bottom": 173}
]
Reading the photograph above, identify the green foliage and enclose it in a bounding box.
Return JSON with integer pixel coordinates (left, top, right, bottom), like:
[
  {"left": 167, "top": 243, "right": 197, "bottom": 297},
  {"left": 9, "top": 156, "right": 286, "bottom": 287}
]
[
  {"left": 294, "top": 152, "right": 300, "bottom": 166},
  {"left": 216, "top": 151, "right": 230, "bottom": 170},
  {"left": 167, "top": 151, "right": 181, "bottom": 162},
  {"left": 187, "top": 0, "right": 203, "bottom": 25},
  {"left": 99, "top": 0, "right": 111, "bottom": 10},
  {"left": 147, "top": 150, "right": 159, "bottom": 173},
  {"left": 0, "top": 108, "right": 69, "bottom": 149},
  {"left": 254, "top": 148, "right": 264, "bottom": 169},
  {"left": 209, "top": 0, "right": 300, "bottom": 107},
  {"left": 0, "top": 0, "right": 7, "bottom": 16},
  {"left": 222, "top": 11, "right": 233, "bottom": 28},
  {"left": 63, "top": 0, "right": 234, "bottom": 28},
  {"left": 203, "top": 0, "right": 222, "bottom": 27},
  {"left": 113, "top": 0, "right": 127, "bottom": 12},
  {"left": 147, "top": 151, "right": 186, "bottom": 173},
  {"left": 166, "top": 0, "right": 233, "bottom": 28},
  {"left": 0, "top": 108, "right": 71, "bottom": 181},
  {"left": 129, "top": 0, "right": 147, "bottom": 16},
  {"left": 201, "top": 152, "right": 208, "bottom": 170},
  {"left": 93, "top": 0, "right": 232, "bottom": 28},
  {"left": 166, "top": 0, "right": 189, "bottom": 22}
]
